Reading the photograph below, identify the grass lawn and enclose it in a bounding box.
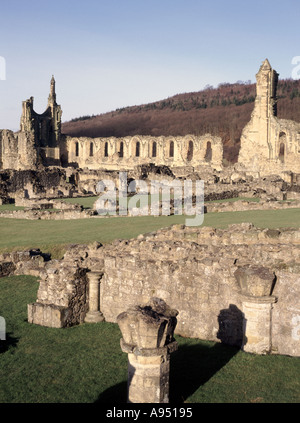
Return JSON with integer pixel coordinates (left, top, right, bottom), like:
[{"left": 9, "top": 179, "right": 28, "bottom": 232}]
[
  {"left": 62, "top": 196, "right": 98, "bottom": 209},
  {"left": 63, "top": 195, "right": 261, "bottom": 208},
  {"left": 0, "top": 204, "right": 24, "bottom": 211},
  {"left": 0, "top": 275, "right": 299, "bottom": 403},
  {"left": 0, "top": 207, "right": 300, "bottom": 259},
  {"left": 0, "top": 203, "right": 300, "bottom": 403}
]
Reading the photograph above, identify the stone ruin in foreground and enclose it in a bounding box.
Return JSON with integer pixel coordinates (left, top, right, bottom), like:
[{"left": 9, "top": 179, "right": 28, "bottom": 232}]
[{"left": 1, "top": 222, "right": 296, "bottom": 357}]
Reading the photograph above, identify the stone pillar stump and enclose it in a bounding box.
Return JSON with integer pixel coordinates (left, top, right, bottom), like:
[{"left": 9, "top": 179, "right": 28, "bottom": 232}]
[
  {"left": 241, "top": 295, "right": 277, "bottom": 354},
  {"left": 117, "top": 298, "right": 178, "bottom": 403},
  {"left": 84, "top": 271, "right": 104, "bottom": 323},
  {"left": 235, "top": 265, "right": 277, "bottom": 354}
]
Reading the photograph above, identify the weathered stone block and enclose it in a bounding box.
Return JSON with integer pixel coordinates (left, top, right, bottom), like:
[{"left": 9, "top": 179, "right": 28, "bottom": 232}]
[
  {"left": 27, "top": 302, "right": 70, "bottom": 328},
  {"left": 234, "top": 266, "right": 276, "bottom": 297}
]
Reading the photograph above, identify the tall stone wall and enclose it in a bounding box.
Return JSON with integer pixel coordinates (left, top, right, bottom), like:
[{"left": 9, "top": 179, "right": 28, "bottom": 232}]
[
  {"left": 1, "top": 130, "right": 19, "bottom": 170},
  {"left": 1, "top": 77, "right": 62, "bottom": 171},
  {"left": 238, "top": 59, "right": 300, "bottom": 176},
  {"left": 64, "top": 134, "right": 223, "bottom": 171},
  {"left": 0, "top": 130, "right": 2, "bottom": 168}
]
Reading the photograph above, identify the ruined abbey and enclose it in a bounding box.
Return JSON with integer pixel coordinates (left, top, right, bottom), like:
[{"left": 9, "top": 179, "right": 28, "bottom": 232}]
[
  {"left": 238, "top": 59, "right": 300, "bottom": 175},
  {"left": 1, "top": 59, "right": 300, "bottom": 178},
  {"left": 1, "top": 60, "right": 300, "bottom": 365}
]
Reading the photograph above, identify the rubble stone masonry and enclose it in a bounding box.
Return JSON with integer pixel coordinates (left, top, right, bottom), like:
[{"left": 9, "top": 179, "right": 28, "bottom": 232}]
[{"left": 22, "top": 223, "right": 300, "bottom": 357}]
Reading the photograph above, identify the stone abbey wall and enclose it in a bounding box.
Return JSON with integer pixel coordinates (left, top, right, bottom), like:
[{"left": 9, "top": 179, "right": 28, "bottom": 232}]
[
  {"left": 2, "top": 59, "right": 300, "bottom": 177},
  {"left": 24, "top": 223, "right": 300, "bottom": 357},
  {"left": 0, "top": 77, "right": 223, "bottom": 172},
  {"left": 64, "top": 133, "right": 223, "bottom": 171},
  {"left": 238, "top": 59, "right": 300, "bottom": 176}
]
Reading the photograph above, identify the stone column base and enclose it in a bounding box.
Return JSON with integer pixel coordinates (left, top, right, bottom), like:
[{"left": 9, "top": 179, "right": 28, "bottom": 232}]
[
  {"left": 241, "top": 295, "right": 277, "bottom": 355},
  {"left": 121, "top": 339, "right": 178, "bottom": 404},
  {"left": 84, "top": 311, "right": 105, "bottom": 323}
]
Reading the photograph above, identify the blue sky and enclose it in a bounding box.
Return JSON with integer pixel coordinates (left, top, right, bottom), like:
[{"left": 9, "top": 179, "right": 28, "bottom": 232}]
[{"left": 0, "top": 0, "right": 299, "bottom": 130}]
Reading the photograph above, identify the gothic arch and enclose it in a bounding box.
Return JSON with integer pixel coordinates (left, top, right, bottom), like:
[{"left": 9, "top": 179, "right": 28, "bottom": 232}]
[
  {"left": 187, "top": 140, "right": 194, "bottom": 161},
  {"left": 205, "top": 141, "right": 212, "bottom": 162},
  {"left": 104, "top": 141, "right": 109, "bottom": 157},
  {"left": 135, "top": 141, "right": 140, "bottom": 157},
  {"left": 279, "top": 132, "right": 286, "bottom": 163},
  {"left": 169, "top": 141, "right": 174, "bottom": 158},
  {"left": 119, "top": 141, "right": 124, "bottom": 158},
  {"left": 89, "top": 142, "right": 94, "bottom": 157},
  {"left": 75, "top": 141, "right": 79, "bottom": 157},
  {"left": 152, "top": 141, "right": 157, "bottom": 158}
]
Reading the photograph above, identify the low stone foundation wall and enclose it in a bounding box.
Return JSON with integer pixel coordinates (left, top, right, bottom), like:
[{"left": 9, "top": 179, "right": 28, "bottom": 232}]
[
  {"left": 0, "top": 208, "right": 96, "bottom": 220},
  {"left": 1, "top": 197, "right": 300, "bottom": 220},
  {"left": 0, "top": 250, "right": 49, "bottom": 277},
  {"left": 28, "top": 263, "right": 89, "bottom": 328},
  {"left": 205, "top": 199, "right": 300, "bottom": 213},
  {"left": 24, "top": 223, "right": 300, "bottom": 357}
]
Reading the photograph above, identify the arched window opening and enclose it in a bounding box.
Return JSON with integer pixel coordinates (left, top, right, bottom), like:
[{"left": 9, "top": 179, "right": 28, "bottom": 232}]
[
  {"left": 279, "top": 143, "right": 285, "bottom": 163},
  {"left": 89, "top": 142, "right": 94, "bottom": 157},
  {"left": 39, "top": 121, "right": 43, "bottom": 141},
  {"left": 104, "top": 142, "right": 109, "bottom": 157},
  {"left": 136, "top": 141, "right": 140, "bottom": 157},
  {"left": 205, "top": 141, "right": 212, "bottom": 162},
  {"left": 75, "top": 142, "right": 79, "bottom": 157},
  {"left": 152, "top": 142, "right": 157, "bottom": 158},
  {"left": 268, "top": 143, "right": 274, "bottom": 160},
  {"left": 279, "top": 132, "right": 286, "bottom": 164},
  {"left": 187, "top": 141, "right": 194, "bottom": 161},
  {"left": 169, "top": 141, "right": 174, "bottom": 158},
  {"left": 119, "top": 142, "right": 124, "bottom": 158}
]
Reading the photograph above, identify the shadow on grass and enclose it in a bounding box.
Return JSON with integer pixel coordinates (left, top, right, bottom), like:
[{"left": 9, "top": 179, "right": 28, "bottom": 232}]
[
  {"left": 170, "top": 342, "right": 239, "bottom": 403},
  {"left": 95, "top": 305, "right": 243, "bottom": 404},
  {"left": 0, "top": 332, "right": 19, "bottom": 354},
  {"left": 95, "top": 381, "right": 128, "bottom": 403},
  {"left": 95, "top": 343, "right": 239, "bottom": 404}
]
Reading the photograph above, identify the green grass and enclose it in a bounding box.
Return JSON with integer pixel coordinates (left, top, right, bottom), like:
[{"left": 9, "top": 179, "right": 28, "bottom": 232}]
[
  {"left": 0, "top": 208, "right": 300, "bottom": 259},
  {"left": 0, "top": 275, "right": 299, "bottom": 403},
  {"left": 1, "top": 205, "right": 300, "bottom": 403},
  {"left": 62, "top": 195, "right": 261, "bottom": 209},
  {"left": 0, "top": 275, "right": 127, "bottom": 403},
  {"left": 0, "top": 204, "right": 25, "bottom": 211},
  {"left": 0, "top": 215, "right": 187, "bottom": 259},
  {"left": 62, "top": 196, "right": 97, "bottom": 209}
]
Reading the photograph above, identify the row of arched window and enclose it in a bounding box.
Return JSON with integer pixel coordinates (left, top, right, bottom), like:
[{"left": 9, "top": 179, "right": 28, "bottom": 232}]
[
  {"left": 74, "top": 140, "right": 212, "bottom": 161},
  {"left": 75, "top": 142, "right": 94, "bottom": 157}
]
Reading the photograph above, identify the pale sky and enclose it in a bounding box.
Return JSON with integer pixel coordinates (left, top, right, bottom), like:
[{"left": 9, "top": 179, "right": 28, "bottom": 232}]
[{"left": 0, "top": 0, "right": 299, "bottom": 130}]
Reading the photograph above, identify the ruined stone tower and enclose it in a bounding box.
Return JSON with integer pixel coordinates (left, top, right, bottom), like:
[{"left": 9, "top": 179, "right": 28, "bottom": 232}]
[
  {"left": 255, "top": 59, "right": 279, "bottom": 121},
  {"left": 1, "top": 77, "right": 62, "bottom": 170},
  {"left": 19, "top": 75, "right": 62, "bottom": 167},
  {"left": 238, "top": 59, "right": 300, "bottom": 175},
  {"left": 47, "top": 76, "right": 62, "bottom": 148}
]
